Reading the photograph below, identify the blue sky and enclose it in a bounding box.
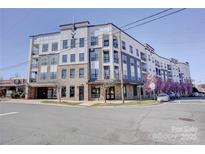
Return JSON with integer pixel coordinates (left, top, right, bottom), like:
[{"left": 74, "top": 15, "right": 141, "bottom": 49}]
[{"left": 0, "top": 8, "right": 205, "bottom": 83}]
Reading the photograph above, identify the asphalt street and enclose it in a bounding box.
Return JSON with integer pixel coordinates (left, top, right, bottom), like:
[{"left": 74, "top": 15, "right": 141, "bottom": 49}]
[{"left": 1, "top": 100, "right": 205, "bottom": 144}]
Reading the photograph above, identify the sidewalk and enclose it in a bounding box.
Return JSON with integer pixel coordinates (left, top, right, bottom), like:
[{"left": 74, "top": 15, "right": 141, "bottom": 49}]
[
  {"left": 0, "top": 98, "right": 42, "bottom": 104},
  {"left": 0, "top": 98, "right": 157, "bottom": 107}
]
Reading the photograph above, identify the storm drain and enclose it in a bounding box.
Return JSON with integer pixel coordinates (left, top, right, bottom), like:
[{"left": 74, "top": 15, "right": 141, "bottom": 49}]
[{"left": 178, "top": 117, "right": 195, "bottom": 122}]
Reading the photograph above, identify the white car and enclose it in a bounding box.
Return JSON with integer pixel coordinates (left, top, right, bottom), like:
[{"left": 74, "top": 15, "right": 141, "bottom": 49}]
[
  {"left": 193, "top": 92, "right": 199, "bottom": 97},
  {"left": 157, "top": 93, "right": 170, "bottom": 102}
]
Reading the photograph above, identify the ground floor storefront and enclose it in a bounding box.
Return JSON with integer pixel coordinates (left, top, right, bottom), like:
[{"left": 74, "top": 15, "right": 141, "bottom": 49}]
[
  {"left": 26, "top": 83, "right": 89, "bottom": 101},
  {"left": 26, "top": 82, "right": 146, "bottom": 101},
  {"left": 26, "top": 83, "right": 58, "bottom": 99},
  {"left": 88, "top": 83, "right": 145, "bottom": 101}
]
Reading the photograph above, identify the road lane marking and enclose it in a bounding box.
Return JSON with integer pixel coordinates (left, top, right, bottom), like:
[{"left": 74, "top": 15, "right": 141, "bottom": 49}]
[{"left": 0, "top": 112, "right": 19, "bottom": 117}]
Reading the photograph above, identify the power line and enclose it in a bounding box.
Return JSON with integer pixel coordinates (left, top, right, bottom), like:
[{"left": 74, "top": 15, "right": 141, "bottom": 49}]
[
  {"left": 123, "top": 8, "right": 186, "bottom": 31},
  {"left": 0, "top": 61, "right": 29, "bottom": 71},
  {"left": 0, "top": 8, "right": 187, "bottom": 71},
  {"left": 121, "top": 8, "right": 173, "bottom": 29},
  {"left": 59, "top": 9, "right": 179, "bottom": 54}
]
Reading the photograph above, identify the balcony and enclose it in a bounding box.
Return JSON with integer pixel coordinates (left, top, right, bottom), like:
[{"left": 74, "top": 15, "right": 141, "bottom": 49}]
[
  {"left": 32, "top": 51, "right": 39, "bottom": 56},
  {"left": 104, "top": 74, "right": 110, "bottom": 80},
  {"left": 30, "top": 78, "right": 37, "bottom": 83},
  {"left": 31, "top": 64, "right": 38, "bottom": 68},
  {"left": 142, "top": 67, "right": 147, "bottom": 72},
  {"left": 114, "top": 73, "right": 119, "bottom": 80},
  {"left": 140, "top": 53, "right": 147, "bottom": 62}
]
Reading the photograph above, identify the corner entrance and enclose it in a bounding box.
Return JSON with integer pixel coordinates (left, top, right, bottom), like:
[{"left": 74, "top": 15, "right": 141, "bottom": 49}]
[
  {"left": 106, "top": 87, "right": 115, "bottom": 100},
  {"left": 37, "top": 87, "right": 47, "bottom": 99},
  {"left": 37, "top": 87, "right": 57, "bottom": 99}
]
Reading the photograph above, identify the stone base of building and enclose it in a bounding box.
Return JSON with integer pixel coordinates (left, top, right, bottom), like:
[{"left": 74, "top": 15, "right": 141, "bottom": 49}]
[
  {"left": 88, "top": 82, "right": 145, "bottom": 101},
  {"left": 26, "top": 82, "right": 146, "bottom": 101}
]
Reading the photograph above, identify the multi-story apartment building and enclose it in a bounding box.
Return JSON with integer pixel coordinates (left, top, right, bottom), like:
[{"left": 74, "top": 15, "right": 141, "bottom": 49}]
[{"left": 26, "top": 21, "right": 191, "bottom": 101}]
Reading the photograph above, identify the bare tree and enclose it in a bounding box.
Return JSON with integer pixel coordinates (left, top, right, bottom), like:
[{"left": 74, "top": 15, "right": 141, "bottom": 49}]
[{"left": 56, "top": 82, "right": 61, "bottom": 103}]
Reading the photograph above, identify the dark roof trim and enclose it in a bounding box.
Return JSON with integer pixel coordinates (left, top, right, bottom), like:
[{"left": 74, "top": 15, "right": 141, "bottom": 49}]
[{"left": 59, "top": 21, "right": 90, "bottom": 27}]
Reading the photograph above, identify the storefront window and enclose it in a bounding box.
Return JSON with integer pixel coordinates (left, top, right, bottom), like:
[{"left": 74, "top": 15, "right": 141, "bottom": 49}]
[{"left": 91, "top": 87, "right": 100, "bottom": 98}]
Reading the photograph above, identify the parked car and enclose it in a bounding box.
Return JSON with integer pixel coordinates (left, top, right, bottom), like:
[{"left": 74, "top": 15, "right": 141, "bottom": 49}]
[
  {"left": 199, "top": 93, "right": 205, "bottom": 97},
  {"left": 193, "top": 92, "right": 200, "bottom": 97},
  {"left": 157, "top": 93, "right": 170, "bottom": 102},
  {"left": 167, "top": 92, "right": 176, "bottom": 99}
]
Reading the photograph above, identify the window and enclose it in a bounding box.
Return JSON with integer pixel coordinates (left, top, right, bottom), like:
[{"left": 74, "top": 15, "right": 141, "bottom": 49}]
[
  {"left": 136, "top": 49, "right": 139, "bottom": 57},
  {"left": 130, "top": 58, "right": 135, "bottom": 68},
  {"left": 61, "top": 87, "right": 66, "bottom": 97},
  {"left": 70, "top": 68, "right": 75, "bottom": 78},
  {"left": 123, "top": 63, "right": 128, "bottom": 79},
  {"left": 32, "top": 58, "right": 38, "bottom": 68},
  {"left": 50, "top": 57, "right": 57, "bottom": 65},
  {"left": 91, "top": 69, "right": 99, "bottom": 79},
  {"left": 140, "top": 52, "right": 147, "bottom": 61},
  {"left": 130, "top": 58, "right": 135, "bottom": 80},
  {"left": 41, "top": 57, "right": 47, "bottom": 65},
  {"left": 62, "top": 55, "right": 67, "bottom": 63},
  {"left": 79, "top": 53, "right": 84, "bottom": 62},
  {"left": 63, "top": 40, "right": 68, "bottom": 49},
  {"left": 113, "top": 35, "right": 118, "bottom": 48},
  {"left": 70, "top": 54, "right": 75, "bottom": 62},
  {"left": 52, "top": 42, "right": 58, "bottom": 51},
  {"left": 90, "top": 50, "right": 98, "bottom": 61},
  {"left": 114, "top": 66, "right": 119, "bottom": 79},
  {"left": 32, "top": 44, "right": 39, "bottom": 55},
  {"left": 103, "top": 34, "right": 109, "bottom": 47},
  {"left": 137, "top": 60, "right": 141, "bottom": 79},
  {"left": 114, "top": 50, "right": 119, "bottom": 63},
  {"left": 129, "top": 45, "right": 133, "bottom": 53},
  {"left": 148, "top": 55, "right": 151, "bottom": 61},
  {"left": 79, "top": 38, "right": 84, "bottom": 47},
  {"left": 91, "top": 87, "right": 100, "bottom": 98},
  {"left": 50, "top": 72, "right": 57, "bottom": 79},
  {"left": 61, "top": 69, "right": 67, "bottom": 79},
  {"left": 42, "top": 44, "right": 48, "bottom": 52},
  {"left": 79, "top": 68, "right": 84, "bottom": 78},
  {"left": 90, "top": 49, "right": 99, "bottom": 80},
  {"left": 40, "top": 72, "right": 46, "bottom": 80},
  {"left": 122, "top": 54, "right": 127, "bottom": 63},
  {"left": 70, "top": 86, "right": 75, "bottom": 97},
  {"left": 91, "top": 36, "right": 98, "bottom": 46},
  {"left": 104, "top": 66, "right": 110, "bottom": 79},
  {"left": 103, "top": 50, "right": 110, "bottom": 63},
  {"left": 30, "top": 72, "right": 37, "bottom": 82},
  {"left": 122, "top": 41, "right": 126, "bottom": 50},
  {"left": 71, "top": 39, "right": 76, "bottom": 48}
]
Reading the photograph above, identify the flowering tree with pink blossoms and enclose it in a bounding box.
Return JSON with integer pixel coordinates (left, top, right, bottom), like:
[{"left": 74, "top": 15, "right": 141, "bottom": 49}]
[{"left": 144, "top": 73, "right": 193, "bottom": 96}]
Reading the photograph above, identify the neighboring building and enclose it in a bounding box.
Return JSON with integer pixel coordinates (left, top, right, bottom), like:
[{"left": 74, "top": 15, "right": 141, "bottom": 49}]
[
  {"left": 196, "top": 84, "right": 205, "bottom": 93},
  {"left": 26, "top": 21, "right": 191, "bottom": 101},
  {"left": 0, "top": 78, "right": 27, "bottom": 98}
]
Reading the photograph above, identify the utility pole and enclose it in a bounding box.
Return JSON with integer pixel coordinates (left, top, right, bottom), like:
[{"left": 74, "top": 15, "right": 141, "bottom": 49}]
[{"left": 119, "top": 30, "right": 125, "bottom": 104}]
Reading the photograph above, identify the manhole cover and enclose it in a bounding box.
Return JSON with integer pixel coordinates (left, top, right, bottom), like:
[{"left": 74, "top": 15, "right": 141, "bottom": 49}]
[{"left": 178, "top": 117, "right": 195, "bottom": 122}]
